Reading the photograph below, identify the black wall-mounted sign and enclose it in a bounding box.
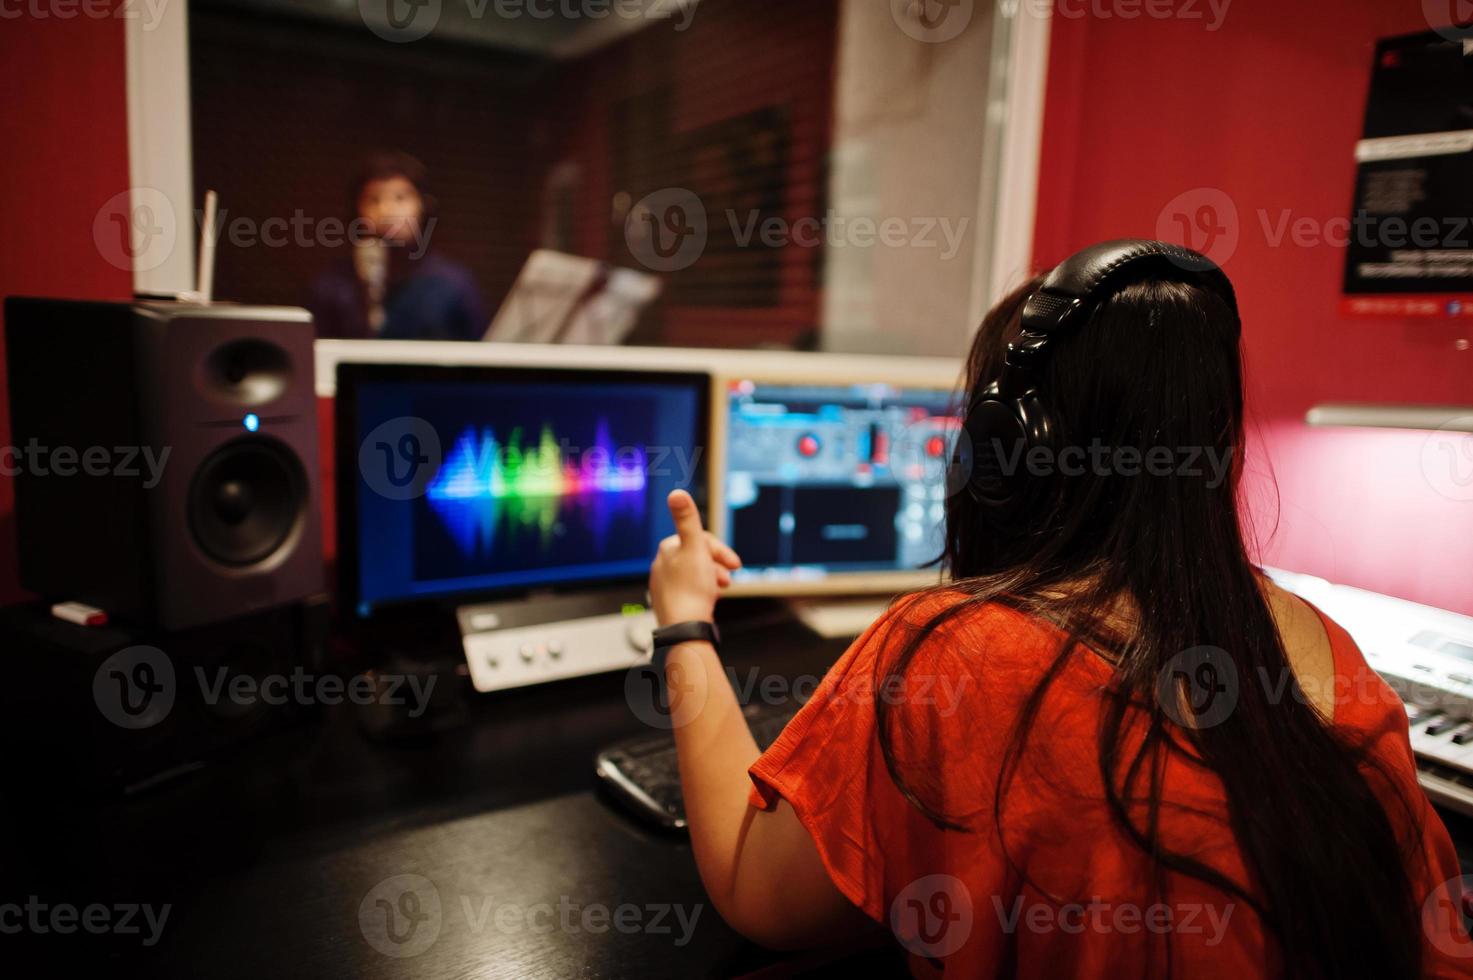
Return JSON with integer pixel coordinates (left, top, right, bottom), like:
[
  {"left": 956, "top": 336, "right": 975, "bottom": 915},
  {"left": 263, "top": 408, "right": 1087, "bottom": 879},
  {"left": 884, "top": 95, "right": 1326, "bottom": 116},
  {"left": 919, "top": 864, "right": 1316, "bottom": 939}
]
[{"left": 1344, "top": 30, "right": 1473, "bottom": 318}]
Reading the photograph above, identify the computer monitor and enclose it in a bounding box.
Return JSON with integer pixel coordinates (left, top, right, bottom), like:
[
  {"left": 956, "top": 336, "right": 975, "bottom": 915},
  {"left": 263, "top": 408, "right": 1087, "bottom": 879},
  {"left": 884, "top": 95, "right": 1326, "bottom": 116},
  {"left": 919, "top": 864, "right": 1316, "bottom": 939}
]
[
  {"left": 336, "top": 363, "right": 709, "bottom": 619},
  {"left": 712, "top": 377, "right": 961, "bottom": 596}
]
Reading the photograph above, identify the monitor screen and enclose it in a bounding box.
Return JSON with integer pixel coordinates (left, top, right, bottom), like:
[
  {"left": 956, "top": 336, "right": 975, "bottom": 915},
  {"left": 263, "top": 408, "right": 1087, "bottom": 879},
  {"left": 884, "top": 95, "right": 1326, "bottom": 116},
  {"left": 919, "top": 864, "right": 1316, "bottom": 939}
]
[
  {"left": 720, "top": 380, "right": 958, "bottom": 586},
  {"left": 339, "top": 365, "right": 708, "bottom": 618}
]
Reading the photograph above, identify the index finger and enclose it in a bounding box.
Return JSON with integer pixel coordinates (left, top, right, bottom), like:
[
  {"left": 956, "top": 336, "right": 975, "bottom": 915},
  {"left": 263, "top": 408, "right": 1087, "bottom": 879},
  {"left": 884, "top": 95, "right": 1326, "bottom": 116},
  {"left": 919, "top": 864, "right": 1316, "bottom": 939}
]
[{"left": 667, "top": 489, "right": 705, "bottom": 544}]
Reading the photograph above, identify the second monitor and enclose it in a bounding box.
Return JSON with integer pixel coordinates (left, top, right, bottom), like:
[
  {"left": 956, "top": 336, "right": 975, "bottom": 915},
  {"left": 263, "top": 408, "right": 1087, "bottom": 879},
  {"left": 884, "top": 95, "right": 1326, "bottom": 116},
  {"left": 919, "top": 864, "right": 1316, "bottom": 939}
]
[{"left": 714, "top": 377, "right": 961, "bottom": 596}]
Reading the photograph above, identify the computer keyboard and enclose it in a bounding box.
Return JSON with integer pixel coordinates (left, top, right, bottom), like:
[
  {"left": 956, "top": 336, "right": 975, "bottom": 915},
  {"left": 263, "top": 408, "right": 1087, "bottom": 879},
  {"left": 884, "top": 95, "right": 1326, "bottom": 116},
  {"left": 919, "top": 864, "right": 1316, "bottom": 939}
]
[{"left": 596, "top": 703, "right": 800, "bottom": 831}]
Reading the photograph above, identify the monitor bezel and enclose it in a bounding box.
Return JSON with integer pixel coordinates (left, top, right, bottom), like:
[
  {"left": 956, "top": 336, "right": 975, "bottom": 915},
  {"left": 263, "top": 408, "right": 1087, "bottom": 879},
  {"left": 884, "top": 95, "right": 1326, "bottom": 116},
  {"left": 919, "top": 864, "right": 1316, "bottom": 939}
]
[
  {"left": 335, "top": 361, "right": 712, "bottom": 621},
  {"left": 709, "top": 371, "right": 961, "bottom": 598}
]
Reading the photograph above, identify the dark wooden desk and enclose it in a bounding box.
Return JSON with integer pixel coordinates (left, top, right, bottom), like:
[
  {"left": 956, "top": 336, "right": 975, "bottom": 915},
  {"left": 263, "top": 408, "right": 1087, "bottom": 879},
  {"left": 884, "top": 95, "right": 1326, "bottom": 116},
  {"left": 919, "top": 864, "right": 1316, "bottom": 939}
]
[
  {"left": 0, "top": 601, "right": 896, "bottom": 978},
  {"left": 155, "top": 793, "right": 768, "bottom": 979},
  {"left": 3, "top": 599, "right": 1469, "bottom": 978}
]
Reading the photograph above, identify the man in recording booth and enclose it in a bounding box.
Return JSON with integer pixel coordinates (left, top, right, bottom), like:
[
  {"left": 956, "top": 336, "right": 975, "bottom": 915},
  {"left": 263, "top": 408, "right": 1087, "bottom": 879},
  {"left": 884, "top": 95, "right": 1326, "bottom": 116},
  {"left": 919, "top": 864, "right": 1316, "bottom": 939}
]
[{"left": 307, "top": 151, "right": 487, "bottom": 341}]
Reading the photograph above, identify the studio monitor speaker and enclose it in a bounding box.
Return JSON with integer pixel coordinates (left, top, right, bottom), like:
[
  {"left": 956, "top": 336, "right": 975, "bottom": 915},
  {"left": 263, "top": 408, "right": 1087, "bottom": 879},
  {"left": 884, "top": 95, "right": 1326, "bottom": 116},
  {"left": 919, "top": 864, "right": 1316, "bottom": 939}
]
[{"left": 4, "top": 299, "right": 324, "bottom": 630}]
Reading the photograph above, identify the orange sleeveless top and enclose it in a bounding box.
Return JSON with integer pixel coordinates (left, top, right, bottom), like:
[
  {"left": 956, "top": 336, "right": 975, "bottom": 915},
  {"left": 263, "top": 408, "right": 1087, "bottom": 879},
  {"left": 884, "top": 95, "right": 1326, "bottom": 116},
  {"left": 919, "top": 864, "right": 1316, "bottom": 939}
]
[{"left": 747, "top": 593, "right": 1473, "bottom": 977}]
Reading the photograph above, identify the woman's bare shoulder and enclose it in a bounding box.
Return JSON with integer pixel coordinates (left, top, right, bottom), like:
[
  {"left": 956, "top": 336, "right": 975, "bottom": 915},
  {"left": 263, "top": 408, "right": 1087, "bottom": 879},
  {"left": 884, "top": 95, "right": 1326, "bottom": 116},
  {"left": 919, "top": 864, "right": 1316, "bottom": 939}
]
[{"left": 1260, "top": 579, "right": 1337, "bottom": 719}]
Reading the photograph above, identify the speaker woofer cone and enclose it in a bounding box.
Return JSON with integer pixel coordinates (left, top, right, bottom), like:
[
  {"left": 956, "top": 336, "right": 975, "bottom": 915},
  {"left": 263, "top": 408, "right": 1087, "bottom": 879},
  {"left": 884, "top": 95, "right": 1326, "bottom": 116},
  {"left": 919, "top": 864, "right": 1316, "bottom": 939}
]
[{"left": 188, "top": 437, "right": 307, "bottom": 567}]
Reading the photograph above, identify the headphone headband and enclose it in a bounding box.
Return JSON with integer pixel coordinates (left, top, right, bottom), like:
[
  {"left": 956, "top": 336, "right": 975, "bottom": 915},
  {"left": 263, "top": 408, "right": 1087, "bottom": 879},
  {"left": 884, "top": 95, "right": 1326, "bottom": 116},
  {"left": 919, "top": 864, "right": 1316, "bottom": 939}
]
[
  {"left": 1019, "top": 239, "right": 1240, "bottom": 338},
  {"left": 961, "top": 238, "right": 1242, "bottom": 515}
]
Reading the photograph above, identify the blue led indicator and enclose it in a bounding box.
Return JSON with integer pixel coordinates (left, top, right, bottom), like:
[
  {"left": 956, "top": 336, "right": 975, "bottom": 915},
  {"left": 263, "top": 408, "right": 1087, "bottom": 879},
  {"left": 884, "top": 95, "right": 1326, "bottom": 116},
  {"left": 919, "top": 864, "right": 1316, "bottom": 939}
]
[{"left": 243, "top": 413, "right": 261, "bottom": 433}]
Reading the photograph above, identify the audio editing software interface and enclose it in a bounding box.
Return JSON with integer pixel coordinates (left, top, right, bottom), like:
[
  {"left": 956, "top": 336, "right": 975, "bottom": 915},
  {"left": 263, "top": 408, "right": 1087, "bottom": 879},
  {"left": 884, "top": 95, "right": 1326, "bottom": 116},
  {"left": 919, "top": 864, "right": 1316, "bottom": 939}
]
[
  {"left": 348, "top": 369, "right": 706, "bottom": 617},
  {"left": 723, "top": 380, "right": 958, "bottom": 582}
]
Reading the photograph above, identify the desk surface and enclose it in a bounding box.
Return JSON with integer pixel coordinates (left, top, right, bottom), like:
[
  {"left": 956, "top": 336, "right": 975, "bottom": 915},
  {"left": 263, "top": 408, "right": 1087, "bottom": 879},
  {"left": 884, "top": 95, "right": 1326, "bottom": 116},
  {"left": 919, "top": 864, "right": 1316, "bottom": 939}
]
[
  {"left": 0, "top": 601, "right": 878, "bottom": 977},
  {"left": 156, "top": 793, "right": 764, "bottom": 979},
  {"left": 4, "top": 599, "right": 1470, "bottom": 977}
]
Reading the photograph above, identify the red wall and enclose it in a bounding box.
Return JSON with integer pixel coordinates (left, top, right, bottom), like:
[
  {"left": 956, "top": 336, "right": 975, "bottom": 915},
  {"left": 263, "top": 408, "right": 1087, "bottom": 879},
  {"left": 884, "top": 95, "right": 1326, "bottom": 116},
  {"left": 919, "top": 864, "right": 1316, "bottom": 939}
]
[
  {"left": 0, "top": 10, "right": 134, "bottom": 605},
  {"left": 9, "top": 4, "right": 1469, "bottom": 617},
  {"left": 1034, "top": 2, "right": 1473, "bottom": 615}
]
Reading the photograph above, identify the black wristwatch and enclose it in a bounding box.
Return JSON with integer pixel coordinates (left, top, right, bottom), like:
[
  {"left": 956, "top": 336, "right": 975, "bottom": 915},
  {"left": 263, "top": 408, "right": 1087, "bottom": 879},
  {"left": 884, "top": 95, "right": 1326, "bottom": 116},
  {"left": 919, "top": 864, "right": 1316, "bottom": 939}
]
[{"left": 650, "top": 621, "right": 721, "bottom": 672}]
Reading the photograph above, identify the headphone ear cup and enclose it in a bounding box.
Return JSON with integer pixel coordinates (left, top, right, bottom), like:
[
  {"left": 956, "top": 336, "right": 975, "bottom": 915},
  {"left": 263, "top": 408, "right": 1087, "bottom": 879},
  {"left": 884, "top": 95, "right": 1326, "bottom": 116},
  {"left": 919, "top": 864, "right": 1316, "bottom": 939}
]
[
  {"left": 1013, "top": 391, "right": 1055, "bottom": 461},
  {"left": 961, "top": 389, "right": 1057, "bottom": 515},
  {"left": 962, "top": 398, "right": 1029, "bottom": 509}
]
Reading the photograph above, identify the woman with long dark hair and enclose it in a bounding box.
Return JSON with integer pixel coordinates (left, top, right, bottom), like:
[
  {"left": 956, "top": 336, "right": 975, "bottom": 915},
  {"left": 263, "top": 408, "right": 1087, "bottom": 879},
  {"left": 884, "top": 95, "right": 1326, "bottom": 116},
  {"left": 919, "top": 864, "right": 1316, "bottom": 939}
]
[{"left": 646, "top": 240, "right": 1470, "bottom": 976}]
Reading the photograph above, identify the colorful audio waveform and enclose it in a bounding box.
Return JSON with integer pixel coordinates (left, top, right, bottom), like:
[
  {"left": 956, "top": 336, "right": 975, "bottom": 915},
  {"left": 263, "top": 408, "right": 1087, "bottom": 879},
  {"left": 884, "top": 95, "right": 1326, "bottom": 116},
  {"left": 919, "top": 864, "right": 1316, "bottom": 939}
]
[
  {"left": 428, "top": 420, "right": 647, "bottom": 501},
  {"left": 425, "top": 420, "right": 648, "bottom": 559}
]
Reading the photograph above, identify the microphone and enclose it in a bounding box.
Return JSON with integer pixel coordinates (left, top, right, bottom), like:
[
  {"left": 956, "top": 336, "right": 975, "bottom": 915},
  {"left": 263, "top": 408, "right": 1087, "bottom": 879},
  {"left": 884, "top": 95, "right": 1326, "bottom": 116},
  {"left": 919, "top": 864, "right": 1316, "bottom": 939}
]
[{"left": 353, "top": 238, "right": 389, "bottom": 335}]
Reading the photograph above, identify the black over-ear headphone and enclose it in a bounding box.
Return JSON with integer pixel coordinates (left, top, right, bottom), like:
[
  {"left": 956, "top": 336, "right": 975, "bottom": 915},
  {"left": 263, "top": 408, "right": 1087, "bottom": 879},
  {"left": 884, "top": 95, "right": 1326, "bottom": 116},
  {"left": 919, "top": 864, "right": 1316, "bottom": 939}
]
[{"left": 960, "top": 238, "right": 1241, "bottom": 514}]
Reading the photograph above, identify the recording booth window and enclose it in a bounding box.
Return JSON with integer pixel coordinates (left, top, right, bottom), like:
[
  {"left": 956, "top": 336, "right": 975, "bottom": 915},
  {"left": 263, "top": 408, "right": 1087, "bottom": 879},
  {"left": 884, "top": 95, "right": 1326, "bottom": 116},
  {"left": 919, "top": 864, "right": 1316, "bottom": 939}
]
[{"left": 186, "top": 0, "right": 1001, "bottom": 355}]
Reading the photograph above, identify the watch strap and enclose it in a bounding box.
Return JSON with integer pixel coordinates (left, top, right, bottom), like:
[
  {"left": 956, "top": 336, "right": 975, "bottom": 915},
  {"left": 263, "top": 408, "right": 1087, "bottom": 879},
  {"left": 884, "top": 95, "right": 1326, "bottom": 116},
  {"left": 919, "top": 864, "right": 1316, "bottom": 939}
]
[
  {"left": 650, "top": 621, "right": 720, "bottom": 672},
  {"left": 651, "top": 620, "right": 720, "bottom": 651}
]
